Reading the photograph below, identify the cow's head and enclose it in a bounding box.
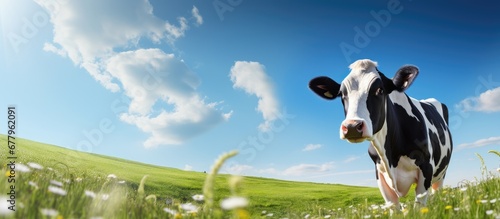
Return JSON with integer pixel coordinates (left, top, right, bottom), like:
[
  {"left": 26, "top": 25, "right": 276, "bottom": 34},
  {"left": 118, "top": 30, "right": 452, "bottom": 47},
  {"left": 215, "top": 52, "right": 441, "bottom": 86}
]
[{"left": 309, "top": 59, "right": 419, "bottom": 143}]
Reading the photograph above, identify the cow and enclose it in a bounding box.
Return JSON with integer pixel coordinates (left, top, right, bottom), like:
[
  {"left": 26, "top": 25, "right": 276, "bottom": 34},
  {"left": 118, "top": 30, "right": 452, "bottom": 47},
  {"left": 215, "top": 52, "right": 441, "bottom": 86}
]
[{"left": 308, "top": 59, "right": 452, "bottom": 208}]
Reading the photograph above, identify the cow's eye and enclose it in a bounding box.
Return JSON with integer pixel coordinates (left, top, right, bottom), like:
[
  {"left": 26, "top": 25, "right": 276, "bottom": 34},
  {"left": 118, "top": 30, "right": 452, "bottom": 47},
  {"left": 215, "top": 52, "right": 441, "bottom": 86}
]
[{"left": 375, "top": 88, "right": 384, "bottom": 96}]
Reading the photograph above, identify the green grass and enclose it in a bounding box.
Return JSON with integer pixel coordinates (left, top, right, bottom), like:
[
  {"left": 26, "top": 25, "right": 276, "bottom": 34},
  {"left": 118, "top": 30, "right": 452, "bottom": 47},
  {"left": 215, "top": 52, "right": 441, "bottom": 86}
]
[{"left": 1, "top": 135, "right": 499, "bottom": 218}]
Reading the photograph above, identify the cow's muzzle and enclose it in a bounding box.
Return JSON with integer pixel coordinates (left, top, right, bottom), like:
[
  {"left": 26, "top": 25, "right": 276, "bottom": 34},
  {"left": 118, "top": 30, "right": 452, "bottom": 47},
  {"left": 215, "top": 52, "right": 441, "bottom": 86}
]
[{"left": 341, "top": 119, "right": 369, "bottom": 143}]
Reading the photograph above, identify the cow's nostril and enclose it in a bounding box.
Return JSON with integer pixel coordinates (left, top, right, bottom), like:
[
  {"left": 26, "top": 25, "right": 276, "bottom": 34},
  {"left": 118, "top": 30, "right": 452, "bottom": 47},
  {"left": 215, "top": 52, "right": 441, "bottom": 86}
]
[
  {"left": 341, "top": 125, "right": 348, "bottom": 134},
  {"left": 356, "top": 122, "right": 364, "bottom": 133}
]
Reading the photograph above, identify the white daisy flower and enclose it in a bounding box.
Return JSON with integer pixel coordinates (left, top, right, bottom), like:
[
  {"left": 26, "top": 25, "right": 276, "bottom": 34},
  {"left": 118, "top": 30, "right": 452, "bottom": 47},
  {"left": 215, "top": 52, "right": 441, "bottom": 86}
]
[
  {"left": 100, "top": 194, "right": 110, "bottom": 201},
  {"left": 486, "top": 210, "right": 494, "bottom": 215},
  {"left": 192, "top": 194, "right": 204, "bottom": 201},
  {"left": 118, "top": 180, "right": 126, "bottom": 184},
  {"left": 40, "top": 208, "right": 58, "bottom": 217},
  {"left": 85, "top": 190, "right": 96, "bottom": 199},
  {"left": 0, "top": 196, "right": 14, "bottom": 216},
  {"left": 48, "top": 186, "right": 67, "bottom": 196},
  {"left": 460, "top": 187, "right": 467, "bottom": 192},
  {"left": 50, "top": 180, "right": 63, "bottom": 187},
  {"left": 27, "top": 162, "right": 43, "bottom": 170},
  {"left": 163, "top": 208, "right": 177, "bottom": 215},
  {"left": 16, "top": 163, "right": 31, "bottom": 172},
  {"left": 107, "top": 174, "right": 117, "bottom": 179},
  {"left": 220, "top": 197, "right": 248, "bottom": 210},
  {"left": 180, "top": 203, "right": 198, "bottom": 213},
  {"left": 28, "top": 181, "right": 39, "bottom": 189}
]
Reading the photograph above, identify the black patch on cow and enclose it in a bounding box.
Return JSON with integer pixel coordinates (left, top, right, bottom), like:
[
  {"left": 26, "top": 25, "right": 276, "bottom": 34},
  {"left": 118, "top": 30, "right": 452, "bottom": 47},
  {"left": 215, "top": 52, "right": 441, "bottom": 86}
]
[
  {"left": 368, "top": 144, "right": 380, "bottom": 179},
  {"left": 420, "top": 102, "right": 448, "bottom": 146},
  {"left": 434, "top": 148, "right": 452, "bottom": 177},
  {"left": 366, "top": 78, "right": 386, "bottom": 134},
  {"left": 383, "top": 95, "right": 434, "bottom": 189},
  {"left": 428, "top": 129, "right": 441, "bottom": 166},
  {"left": 442, "top": 103, "right": 449, "bottom": 124}
]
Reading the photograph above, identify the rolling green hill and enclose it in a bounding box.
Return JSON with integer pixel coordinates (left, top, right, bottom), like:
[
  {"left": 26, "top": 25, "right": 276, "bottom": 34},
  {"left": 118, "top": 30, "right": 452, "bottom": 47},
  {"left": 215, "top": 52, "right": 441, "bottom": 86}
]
[
  {"left": 0, "top": 135, "right": 385, "bottom": 218},
  {"left": 1, "top": 135, "right": 499, "bottom": 218}
]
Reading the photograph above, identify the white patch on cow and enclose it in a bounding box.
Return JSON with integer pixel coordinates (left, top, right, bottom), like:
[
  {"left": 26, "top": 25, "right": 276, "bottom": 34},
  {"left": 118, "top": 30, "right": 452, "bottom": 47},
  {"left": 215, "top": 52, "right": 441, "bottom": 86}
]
[
  {"left": 389, "top": 92, "right": 420, "bottom": 122},
  {"left": 349, "top": 59, "right": 378, "bottom": 70},
  {"left": 340, "top": 60, "right": 380, "bottom": 139}
]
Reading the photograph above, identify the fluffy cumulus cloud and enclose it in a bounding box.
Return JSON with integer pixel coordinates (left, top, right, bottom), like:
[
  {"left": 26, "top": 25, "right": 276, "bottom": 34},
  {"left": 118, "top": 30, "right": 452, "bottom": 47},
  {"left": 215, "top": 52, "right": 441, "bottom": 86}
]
[
  {"left": 224, "top": 162, "right": 335, "bottom": 177},
  {"left": 458, "top": 136, "right": 500, "bottom": 149},
  {"left": 302, "top": 144, "right": 322, "bottom": 151},
  {"left": 230, "top": 61, "right": 280, "bottom": 131},
  {"left": 282, "top": 162, "right": 335, "bottom": 176},
  {"left": 35, "top": 0, "right": 230, "bottom": 147},
  {"left": 457, "top": 87, "right": 500, "bottom": 112}
]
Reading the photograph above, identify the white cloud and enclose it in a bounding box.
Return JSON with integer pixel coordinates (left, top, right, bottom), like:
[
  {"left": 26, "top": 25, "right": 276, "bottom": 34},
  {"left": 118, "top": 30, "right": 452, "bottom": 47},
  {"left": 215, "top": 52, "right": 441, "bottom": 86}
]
[
  {"left": 457, "top": 87, "right": 500, "bottom": 112},
  {"left": 343, "top": 156, "right": 361, "bottom": 163},
  {"left": 230, "top": 61, "right": 280, "bottom": 131},
  {"left": 225, "top": 164, "right": 254, "bottom": 175},
  {"left": 458, "top": 136, "right": 500, "bottom": 149},
  {"left": 184, "top": 164, "right": 193, "bottom": 171},
  {"left": 191, "top": 6, "right": 203, "bottom": 26},
  {"left": 35, "top": 0, "right": 229, "bottom": 147},
  {"left": 282, "top": 162, "right": 335, "bottom": 176},
  {"left": 302, "top": 144, "right": 322, "bottom": 151}
]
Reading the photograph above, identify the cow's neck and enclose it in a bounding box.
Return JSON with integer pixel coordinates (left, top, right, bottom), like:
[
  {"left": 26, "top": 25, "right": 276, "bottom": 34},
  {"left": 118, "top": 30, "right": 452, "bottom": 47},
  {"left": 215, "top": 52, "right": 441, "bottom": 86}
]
[{"left": 370, "top": 91, "right": 423, "bottom": 172}]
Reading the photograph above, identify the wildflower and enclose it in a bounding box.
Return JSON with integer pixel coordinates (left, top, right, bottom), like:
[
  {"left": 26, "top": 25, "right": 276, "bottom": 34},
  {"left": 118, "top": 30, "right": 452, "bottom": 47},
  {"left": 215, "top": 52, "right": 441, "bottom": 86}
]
[
  {"left": 163, "top": 208, "right": 177, "bottom": 215},
  {"left": 180, "top": 203, "right": 198, "bottom": 213},
  {"left": 16, "top": 163, "right": 31, "bottom": 172},
  {"left": 118, "top": 180, "right": 126, "bottom": 184},
  {"left": 100, "top": 194, "right": 110, "bottom": 201},
  {"left": 416, "top": 192, "right": 428, "bottom": 199},
  {"left": 85, "top": 190, "right": 96, "bottom": 199},
  {"left": 480, "top": 200, "right": 488, "bottom": 204},
  {"left": 420, "top": 207, "right": 429, "bottom": 214},
  {"left": 220, "top": 197, "right": 248, "bottom": 210},
  {"left": 0, "top": 196, "right": 14, "bottom": 216},
  {"left": 381, "top": 202, "right": 394, "bottom": 210},
  {"left": 236, "top": 209, "right": 251, "bottom": 219},
  {"left": 304, "top": 214, "right": 310, "bottom": 219},
  {"left": 363, "top": 215, "right": 371, "bottom": 218},
  {"left": 48, "top": 186, "right": 67, "bottom": 196},
  {"left": 192, "top": 194, "right": 204, "bottom": 201},
  {"left": 107, "top": 174, "right": 117, "bottom": 179},
  {"left": 40, "top": 208, "right": 58, "bottom": 217},
  {"left": 486, "top": 210, "right": 494, "bottom": 215},
  {"left": 266, "top": 213, "right": 274, "bottom": 217},
  {"left": 445, "top": 205, "right": 453, "bottom": 210},
  {"left": 454, "top": 207, "right": 460, "bottom": 211},
  {"left": 50, "top": 180, "right": 63, "bottom": 187},
  {"left": 490, "top": 199, "right": 497, "bottom": 204},
  {"left": 27, "top": 162, "right": 43, "bottom": 170},
  {"left": 75, "top": 177, "right": 83, "bottom": 182},
  {"left": 324, "top": 215, "right": 331, "bottom": 219},
  {"left": 460, "top": 187, "right": 467, "bottom": 192},
  {"left": 28, "top": 181, "right": 39, "bottom": 189}
]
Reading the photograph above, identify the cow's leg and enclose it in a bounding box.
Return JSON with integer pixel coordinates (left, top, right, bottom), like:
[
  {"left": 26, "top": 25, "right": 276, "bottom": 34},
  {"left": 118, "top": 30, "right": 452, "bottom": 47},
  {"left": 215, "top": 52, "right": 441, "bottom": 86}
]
[
  {"left": 431, "top": 179, "right": 443, "bottom": 194},
  {"left": 377, "top": 172, "right": 400, "bottom": 209},
  {"left": 415, "top": 172, "right": 429, "bottom": 206}
]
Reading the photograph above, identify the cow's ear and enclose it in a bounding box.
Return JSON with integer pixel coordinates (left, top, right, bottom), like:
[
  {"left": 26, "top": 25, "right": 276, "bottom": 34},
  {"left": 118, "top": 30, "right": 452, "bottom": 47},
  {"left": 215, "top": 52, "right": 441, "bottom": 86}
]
[
  {"left": 309, "top": 76, "right": 340, "bottom": 100},
  {"left": 392, "top": 65, "right": 419, "bottom": 92}
]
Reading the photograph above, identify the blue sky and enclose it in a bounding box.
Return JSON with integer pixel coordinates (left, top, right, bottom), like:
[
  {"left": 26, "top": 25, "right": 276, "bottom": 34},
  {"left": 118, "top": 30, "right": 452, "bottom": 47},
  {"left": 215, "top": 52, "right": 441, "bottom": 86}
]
[{"left": 1, "top": 0, "right": 500, "bottom": 187}]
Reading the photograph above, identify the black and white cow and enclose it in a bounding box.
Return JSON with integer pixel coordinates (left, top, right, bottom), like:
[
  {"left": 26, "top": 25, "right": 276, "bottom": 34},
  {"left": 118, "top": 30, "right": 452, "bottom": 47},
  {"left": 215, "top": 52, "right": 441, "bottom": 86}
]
[{"left": 309, "top": 59, "right": 452, "bottom": 207}]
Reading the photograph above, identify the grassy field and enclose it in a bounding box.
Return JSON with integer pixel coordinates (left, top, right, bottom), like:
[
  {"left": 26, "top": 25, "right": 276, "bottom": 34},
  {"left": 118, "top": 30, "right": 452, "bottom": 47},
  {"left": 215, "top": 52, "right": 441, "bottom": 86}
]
[{"left": 0, "top": 135, "right": 499, "bottom": 218}]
